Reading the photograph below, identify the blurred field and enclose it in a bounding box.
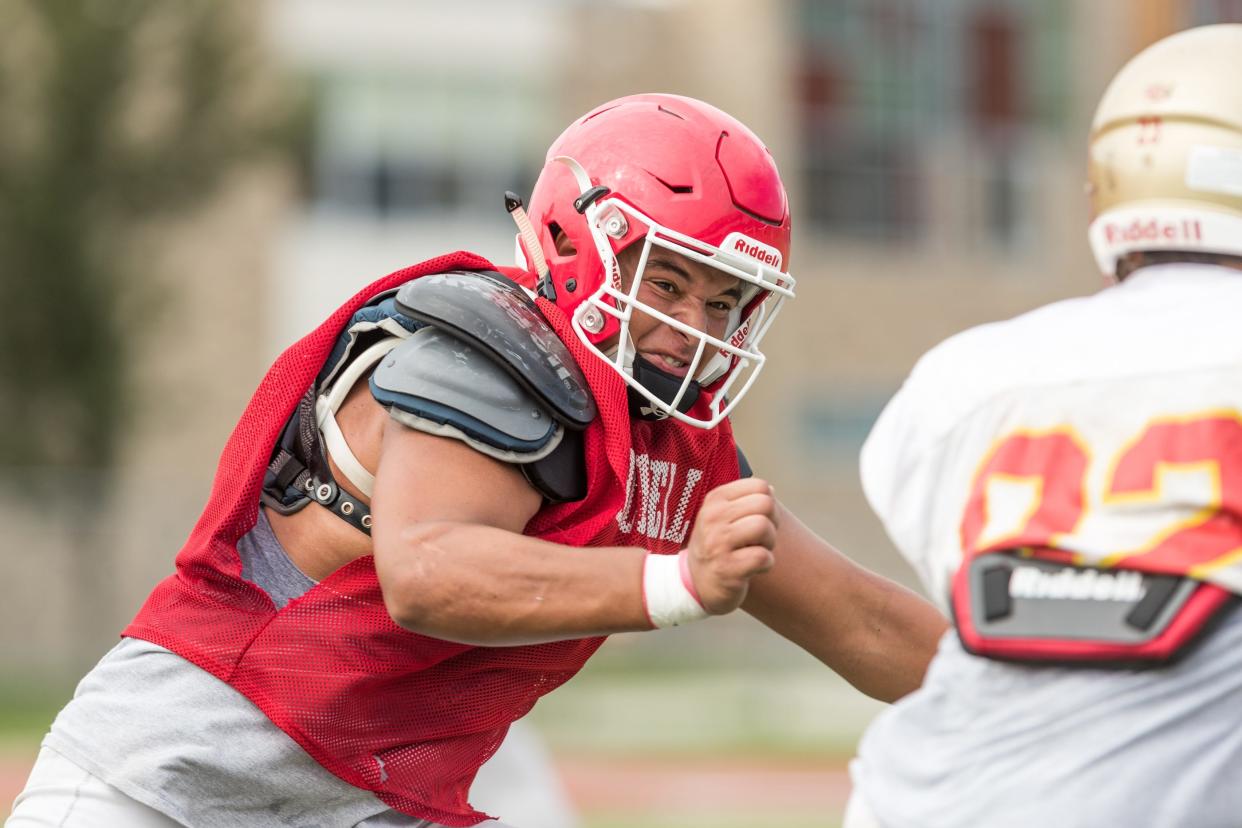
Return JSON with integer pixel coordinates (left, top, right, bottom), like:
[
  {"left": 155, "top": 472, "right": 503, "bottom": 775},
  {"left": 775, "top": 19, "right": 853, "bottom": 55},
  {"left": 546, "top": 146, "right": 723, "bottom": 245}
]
[
  {"left": 532, "top": 665, "right": 870, "bottom": 826},
  {"left": 560, "top": 758, "right": 847, "bottom": 828},
  {"left": 584, "top": 814, "right": 836, "bottom": 828},
  {"left": 1, "top": 665, "right": 871, "bottom": 827},
  {"left": 530, "top": 667, "right": 883, "bottom": 759}
]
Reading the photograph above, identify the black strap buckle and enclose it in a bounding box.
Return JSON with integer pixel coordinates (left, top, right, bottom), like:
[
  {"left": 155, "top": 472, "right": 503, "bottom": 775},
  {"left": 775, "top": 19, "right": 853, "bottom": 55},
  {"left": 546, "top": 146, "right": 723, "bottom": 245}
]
[{"left": 309, "top": 473, "right": 373, "bottom": 536}]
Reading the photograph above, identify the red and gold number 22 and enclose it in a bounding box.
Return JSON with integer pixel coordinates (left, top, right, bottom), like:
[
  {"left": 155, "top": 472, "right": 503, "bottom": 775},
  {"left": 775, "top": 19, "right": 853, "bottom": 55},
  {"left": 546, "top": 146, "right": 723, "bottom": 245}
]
[{"left": 959, "top": 411, "right": 1242, "bottom": 579}]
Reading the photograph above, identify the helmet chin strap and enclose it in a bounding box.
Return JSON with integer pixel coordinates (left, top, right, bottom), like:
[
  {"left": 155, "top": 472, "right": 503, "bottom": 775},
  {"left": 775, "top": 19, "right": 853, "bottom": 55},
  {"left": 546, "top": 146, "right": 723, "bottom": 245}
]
[
  {"left": 604, "top": 338, "right": 702, "bottom": 419},
  {"left": 629, "top": 356, "right": 702, "bottom": 419}
]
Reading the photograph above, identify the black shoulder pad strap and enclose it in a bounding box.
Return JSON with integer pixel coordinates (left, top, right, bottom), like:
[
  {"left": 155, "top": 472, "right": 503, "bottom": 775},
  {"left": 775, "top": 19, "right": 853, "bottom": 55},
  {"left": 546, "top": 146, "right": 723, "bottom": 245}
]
[
  {"left": 523, "top": 428, "right": 587, "bottom": 503},
  {"left": 394, "top": 270, "right": 596, "bottom": 429},
  {"left": 736, "top": 445, "right": 753, "bottom": 478}
]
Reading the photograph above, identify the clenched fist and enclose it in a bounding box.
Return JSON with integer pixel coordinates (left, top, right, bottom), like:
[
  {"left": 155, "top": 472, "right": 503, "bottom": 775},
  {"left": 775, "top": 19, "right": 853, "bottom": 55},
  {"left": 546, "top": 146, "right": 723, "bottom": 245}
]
[{"left": 683, "top": 477, "right": 779, "bottom": 615}]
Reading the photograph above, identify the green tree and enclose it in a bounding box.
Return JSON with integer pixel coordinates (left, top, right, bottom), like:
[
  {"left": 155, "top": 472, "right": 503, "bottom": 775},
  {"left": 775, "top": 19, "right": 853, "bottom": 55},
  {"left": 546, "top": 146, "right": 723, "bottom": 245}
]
[
  {"left": 0, "top": 0, "right": 299, "bottom": 669},
  {"left": 0, "top": 0, "right": 294, "bottom": 468}
]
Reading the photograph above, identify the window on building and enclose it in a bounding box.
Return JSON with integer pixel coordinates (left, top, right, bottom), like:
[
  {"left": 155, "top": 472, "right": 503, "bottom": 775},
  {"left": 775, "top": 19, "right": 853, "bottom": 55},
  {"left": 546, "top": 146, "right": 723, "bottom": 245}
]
[
  {"left": 798, "top": 391, "right": 895, "bottom": 464},
  {"left": 794, "top": 0, "right": 1070, "bottom": 249},
  {"left": 1190, "top": 0, "right": 1242, "bottom": 23},
  {"left": 311, "top": 75, "right": 543, "bottom": 219}
]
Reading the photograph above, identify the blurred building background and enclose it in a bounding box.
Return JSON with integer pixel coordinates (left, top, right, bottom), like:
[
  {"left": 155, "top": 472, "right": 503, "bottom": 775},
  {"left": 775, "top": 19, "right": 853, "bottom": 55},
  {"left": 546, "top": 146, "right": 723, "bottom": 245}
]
[{"left": 2, "top": 0, "right": 1240, "bottom": 824}]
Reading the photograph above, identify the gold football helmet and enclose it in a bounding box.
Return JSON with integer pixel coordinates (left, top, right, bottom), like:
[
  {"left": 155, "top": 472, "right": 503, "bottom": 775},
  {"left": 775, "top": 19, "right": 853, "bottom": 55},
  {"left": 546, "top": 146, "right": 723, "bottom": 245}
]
[{"left": 1087, "top": 24, "right": 1242, "bottom": 280}]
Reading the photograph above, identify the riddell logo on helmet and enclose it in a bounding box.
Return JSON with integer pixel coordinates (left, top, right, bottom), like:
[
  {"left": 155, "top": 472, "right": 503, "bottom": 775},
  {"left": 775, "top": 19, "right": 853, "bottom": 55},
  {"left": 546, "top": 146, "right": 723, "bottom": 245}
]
[
  {"left": 1103, "top": 218, "right": 1203, "bottom": 246},
  {"left": 722, "top": 233, "right": 782, "bottom": 269},
  {"left": 726, "top": 318, "right": 752, "bottom": 350}
]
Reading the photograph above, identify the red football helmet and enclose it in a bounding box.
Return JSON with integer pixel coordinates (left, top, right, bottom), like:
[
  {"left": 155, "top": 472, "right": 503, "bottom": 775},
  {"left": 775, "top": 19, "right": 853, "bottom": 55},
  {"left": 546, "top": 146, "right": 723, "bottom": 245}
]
[{"left": 518, "top": 93, "right": 795, "bottom": 429}]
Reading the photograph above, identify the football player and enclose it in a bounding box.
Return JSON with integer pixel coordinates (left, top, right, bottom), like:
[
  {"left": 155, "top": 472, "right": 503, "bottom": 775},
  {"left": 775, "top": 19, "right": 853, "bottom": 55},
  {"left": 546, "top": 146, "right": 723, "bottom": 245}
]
[
  {"left": 845, "top": 25, "right": 1242, "bottom": 828},
  {"left": 8, "top": 94, "right": 944, "bottom": 827}
]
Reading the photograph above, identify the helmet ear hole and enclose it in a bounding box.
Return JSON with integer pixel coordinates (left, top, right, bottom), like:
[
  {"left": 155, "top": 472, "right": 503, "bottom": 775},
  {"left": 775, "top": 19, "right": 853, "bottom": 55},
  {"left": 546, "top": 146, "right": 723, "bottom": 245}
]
[{"left": 549, "top": 223, "right": 577, "bottom": 256}]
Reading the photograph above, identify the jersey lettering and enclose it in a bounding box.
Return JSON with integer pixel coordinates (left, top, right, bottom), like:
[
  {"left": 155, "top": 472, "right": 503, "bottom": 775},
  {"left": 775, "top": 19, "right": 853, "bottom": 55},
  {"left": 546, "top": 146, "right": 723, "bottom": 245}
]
[
  {"left": 616, "top": 449, "right": 705, "bottom": 544},
  {"left": 961, "top": 411, "right": 1242, "bottom": 582},
  {"left": 960, "top": 429, "right": 1089, "bottom": 557}
]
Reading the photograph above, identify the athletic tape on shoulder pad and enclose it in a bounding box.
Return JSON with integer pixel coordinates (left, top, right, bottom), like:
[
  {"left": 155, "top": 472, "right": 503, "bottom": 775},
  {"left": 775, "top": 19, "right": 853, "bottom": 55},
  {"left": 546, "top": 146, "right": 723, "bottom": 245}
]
[{"left": 393, "top": 271, "right": 596, "bottom": 429}]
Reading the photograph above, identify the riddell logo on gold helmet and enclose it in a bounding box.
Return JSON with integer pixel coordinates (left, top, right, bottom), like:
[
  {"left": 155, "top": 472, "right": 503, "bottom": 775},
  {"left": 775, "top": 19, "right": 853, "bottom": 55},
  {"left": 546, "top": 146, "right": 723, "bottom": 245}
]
[
  {"left": 722, "top": 232, "right": 783, "bottom": 269},
  {"left": 1102, "top": 217, "right": 1204, "bottom": 245}
]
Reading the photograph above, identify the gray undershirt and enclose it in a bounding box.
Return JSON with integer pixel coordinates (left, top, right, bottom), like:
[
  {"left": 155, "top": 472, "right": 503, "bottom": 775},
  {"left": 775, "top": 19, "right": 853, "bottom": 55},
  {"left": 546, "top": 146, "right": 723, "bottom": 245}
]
[
  {"left": 42, "top": 510, "right": 429, "bottom": 827},
  {"left": 238, "top": 508, "right": 317, "bottom": 610}
]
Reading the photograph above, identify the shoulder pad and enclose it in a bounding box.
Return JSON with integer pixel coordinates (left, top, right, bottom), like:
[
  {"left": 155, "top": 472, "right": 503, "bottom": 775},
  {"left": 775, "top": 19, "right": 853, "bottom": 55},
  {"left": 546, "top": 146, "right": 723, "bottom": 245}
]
[
  {"left": 371, "top": 327, "right": 563, "bottom": 463},
  {"left": 394, "top": 271, "right": 596, "bottom": 429}
]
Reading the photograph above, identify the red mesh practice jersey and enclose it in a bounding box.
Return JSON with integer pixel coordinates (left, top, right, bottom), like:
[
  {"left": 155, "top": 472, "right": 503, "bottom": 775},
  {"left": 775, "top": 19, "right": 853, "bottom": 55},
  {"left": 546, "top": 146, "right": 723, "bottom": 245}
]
[{"left": 125, "top": 253, "right": 741, "bottom": 825}]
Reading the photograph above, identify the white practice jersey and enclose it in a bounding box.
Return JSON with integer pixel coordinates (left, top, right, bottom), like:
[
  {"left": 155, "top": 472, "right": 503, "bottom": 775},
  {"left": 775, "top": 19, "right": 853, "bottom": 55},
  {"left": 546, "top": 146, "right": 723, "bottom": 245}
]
[
  {"left": 851, "top": 263, "right": 1242, "bottom": 828},
  {"left": 861, "top": 263, "right": 1242, "bottom": 611}
]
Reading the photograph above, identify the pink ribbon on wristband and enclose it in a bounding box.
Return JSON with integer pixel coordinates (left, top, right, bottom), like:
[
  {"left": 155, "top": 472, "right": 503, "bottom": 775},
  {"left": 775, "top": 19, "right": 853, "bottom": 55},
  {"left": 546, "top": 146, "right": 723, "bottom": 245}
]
[{"left": 677, "top": 549, "right": 705, "bottom": 609}]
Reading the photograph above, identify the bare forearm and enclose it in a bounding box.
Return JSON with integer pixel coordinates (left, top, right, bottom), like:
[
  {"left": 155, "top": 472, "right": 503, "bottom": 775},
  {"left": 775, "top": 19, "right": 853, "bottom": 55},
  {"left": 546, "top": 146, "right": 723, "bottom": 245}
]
[
  {"left": 747, "top": 563, "right": 945, "bottom": 701},
  {"left": 812, "top": 570, "right": 945, "bottom": 701},
  {"left": 743, "top": 506, "right": 948, "bottom": 702},
  {"left": 376, "top": 520, "right": 651, "bottom": 645}
]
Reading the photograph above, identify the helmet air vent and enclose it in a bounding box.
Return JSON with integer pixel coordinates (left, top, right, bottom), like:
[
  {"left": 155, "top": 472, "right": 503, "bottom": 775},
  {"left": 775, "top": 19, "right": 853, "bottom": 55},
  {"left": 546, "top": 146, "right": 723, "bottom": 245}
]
[{"left": 646, "top": 169, "right": 694, "bottom": 194}]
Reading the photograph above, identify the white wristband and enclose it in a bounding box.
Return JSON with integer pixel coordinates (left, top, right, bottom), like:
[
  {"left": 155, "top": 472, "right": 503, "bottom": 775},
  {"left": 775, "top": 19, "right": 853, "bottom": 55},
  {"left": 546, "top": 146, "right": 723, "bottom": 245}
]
[{"left": 642, "top": 550, "right": 709, "bottom": 629}]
